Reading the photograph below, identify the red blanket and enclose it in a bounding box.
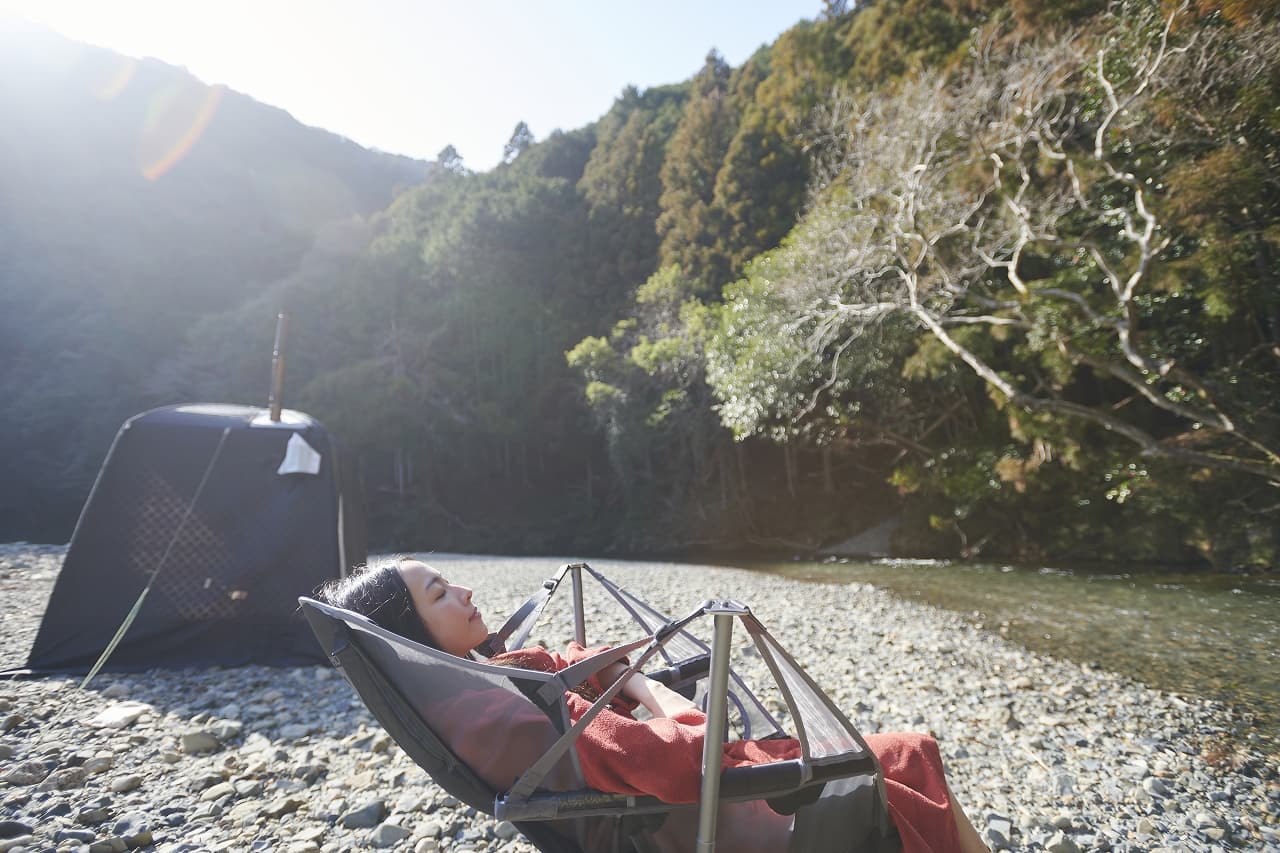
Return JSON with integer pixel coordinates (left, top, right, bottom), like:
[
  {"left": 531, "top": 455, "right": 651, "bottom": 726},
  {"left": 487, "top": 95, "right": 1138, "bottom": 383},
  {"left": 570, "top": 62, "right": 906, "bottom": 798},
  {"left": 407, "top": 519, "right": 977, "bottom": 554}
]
[{"left": 492, "top": 644, "right": 961, "bottom": 852}]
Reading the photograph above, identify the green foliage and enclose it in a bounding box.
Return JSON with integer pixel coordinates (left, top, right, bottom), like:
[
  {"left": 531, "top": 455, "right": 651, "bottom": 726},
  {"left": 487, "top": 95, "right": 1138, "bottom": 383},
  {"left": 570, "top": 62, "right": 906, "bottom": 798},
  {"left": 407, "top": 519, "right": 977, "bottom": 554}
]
[
  {"left": 578, "top": 85, "right": 687, "bottom": 294},
  {"left": 7, "top": 4, "right": 1277, "bottom": 567},
  {"left": 703, "top": 0, "right": 1279, "bottom": 565},
  {"left": 503, "top": 121, "right": 535, "bottom": 164},
  {"left": 584, "top": 380, "right": 624, "bottom": 409},
  {"left": 566, "top": 335, "right": 619, "bottom": 375},
  {"left": 840, "top": 0, "right": 982, "bottom": 82},
  {"left": 655, "top": 52, "right": 739, "bottom": 292},
  {"left": 713, "top": 51, "right": 810, "bottom": 275},
  {"left": 706, "top": 252, "right": 824, "bottom": 442}
]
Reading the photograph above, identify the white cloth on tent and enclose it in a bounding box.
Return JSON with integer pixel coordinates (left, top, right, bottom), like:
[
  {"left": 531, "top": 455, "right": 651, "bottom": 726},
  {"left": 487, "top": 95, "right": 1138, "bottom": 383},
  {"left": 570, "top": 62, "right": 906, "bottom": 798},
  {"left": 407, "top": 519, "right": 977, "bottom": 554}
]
[{"left": 277, "top": 433, "right": 322, "bottom": 475}]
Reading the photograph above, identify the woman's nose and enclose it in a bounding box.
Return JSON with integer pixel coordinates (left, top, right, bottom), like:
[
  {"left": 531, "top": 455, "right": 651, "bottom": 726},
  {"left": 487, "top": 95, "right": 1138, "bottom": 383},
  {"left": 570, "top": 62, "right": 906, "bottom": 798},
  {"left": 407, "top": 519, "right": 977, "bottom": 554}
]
[{"left": 459, "top": 586, "right": 473, "bottom": 602}]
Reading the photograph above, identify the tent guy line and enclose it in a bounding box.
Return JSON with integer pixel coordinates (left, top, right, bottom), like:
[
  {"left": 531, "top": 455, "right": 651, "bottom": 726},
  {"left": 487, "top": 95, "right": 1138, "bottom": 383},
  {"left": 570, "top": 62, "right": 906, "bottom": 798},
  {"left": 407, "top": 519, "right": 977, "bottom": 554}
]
[{"left": 81, "top": 426, "right": 231, "bottom": 688}]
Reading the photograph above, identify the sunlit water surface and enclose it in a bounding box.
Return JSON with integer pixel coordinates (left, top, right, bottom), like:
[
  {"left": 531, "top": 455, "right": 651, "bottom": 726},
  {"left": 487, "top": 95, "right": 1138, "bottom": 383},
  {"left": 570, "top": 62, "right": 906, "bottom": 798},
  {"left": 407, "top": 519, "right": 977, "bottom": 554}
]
[{"left": 739, "top": 558, "right": 1280, "bottom": 749}]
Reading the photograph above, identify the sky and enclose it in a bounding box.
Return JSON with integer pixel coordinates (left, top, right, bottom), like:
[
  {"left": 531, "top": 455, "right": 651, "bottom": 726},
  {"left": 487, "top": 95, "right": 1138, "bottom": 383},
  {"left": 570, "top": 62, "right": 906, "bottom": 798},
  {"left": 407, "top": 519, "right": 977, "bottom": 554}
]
[{"left": 0, "top": 1, "right": 821, "bottom": 170}]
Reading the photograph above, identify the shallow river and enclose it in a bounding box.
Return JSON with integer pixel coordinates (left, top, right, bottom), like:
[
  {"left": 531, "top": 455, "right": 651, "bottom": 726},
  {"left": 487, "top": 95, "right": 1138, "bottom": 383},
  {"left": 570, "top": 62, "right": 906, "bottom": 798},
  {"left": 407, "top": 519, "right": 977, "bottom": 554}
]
[{"left": 737, "top": 557, "right": 1280, "bottom": 749}]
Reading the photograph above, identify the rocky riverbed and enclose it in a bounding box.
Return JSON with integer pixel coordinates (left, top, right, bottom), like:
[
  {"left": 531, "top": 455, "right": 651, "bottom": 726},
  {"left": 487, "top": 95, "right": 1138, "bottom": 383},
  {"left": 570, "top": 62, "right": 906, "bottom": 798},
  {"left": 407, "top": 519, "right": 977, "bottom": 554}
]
[{"left": 1, "top": 544, "right": 1276, "bottom": 852}]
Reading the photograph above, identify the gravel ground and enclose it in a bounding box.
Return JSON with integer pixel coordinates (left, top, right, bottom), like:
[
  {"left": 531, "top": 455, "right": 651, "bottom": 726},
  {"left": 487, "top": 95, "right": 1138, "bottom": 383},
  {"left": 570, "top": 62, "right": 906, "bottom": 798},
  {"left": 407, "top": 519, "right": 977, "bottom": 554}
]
[{"left": 0, "top": 544, "right": 1276, "bottom": 852}]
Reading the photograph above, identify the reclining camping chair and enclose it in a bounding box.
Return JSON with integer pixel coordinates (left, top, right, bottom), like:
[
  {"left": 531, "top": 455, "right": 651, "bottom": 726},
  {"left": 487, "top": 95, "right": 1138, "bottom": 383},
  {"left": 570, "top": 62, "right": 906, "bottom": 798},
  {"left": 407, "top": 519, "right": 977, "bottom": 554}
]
[{"left": 298, "top": 563, "right": 900, "bottom": 852}]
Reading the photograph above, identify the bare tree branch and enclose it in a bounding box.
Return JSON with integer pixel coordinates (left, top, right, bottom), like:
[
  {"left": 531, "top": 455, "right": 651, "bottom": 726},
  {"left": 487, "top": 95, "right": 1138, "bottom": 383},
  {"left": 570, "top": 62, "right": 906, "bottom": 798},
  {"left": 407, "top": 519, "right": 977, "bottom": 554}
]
[{"left": 772, "top": 6, "right": 1280, "bottom": 483}]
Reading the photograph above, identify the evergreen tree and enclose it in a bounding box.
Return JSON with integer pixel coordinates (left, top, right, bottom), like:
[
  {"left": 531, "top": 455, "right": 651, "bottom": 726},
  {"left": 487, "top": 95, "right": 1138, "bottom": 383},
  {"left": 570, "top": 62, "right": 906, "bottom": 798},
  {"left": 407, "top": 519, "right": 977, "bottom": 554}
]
[
  {"left": 579, "top": 84, "right": 687, "bottom": 294},
  {"left": 655, "top": 50, "right": 737, "bottom": 294}
]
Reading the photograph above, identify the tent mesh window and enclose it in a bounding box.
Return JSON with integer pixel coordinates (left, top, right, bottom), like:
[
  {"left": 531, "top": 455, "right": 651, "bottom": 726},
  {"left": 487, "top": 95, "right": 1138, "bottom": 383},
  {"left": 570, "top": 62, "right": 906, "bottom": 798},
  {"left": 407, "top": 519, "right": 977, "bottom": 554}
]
[{"left": 132, "top": 467, "right": 239, "bottom": 621}]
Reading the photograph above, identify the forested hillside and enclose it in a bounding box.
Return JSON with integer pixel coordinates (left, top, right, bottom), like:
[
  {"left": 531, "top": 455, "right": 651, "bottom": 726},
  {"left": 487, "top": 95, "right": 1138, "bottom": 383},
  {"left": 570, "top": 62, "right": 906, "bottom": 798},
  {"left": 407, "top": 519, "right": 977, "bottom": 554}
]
[
  {"left": 4, "top": 1, "right": 1277, "bottom": 569},
  {"left": 0, "top": 20, "right": 425, "bottom": 539}
]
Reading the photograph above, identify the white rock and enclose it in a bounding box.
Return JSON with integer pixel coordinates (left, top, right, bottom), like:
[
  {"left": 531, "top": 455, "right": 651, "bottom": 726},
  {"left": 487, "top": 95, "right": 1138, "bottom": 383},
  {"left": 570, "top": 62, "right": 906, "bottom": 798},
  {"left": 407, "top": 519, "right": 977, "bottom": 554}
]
[
  {"left": 110, "top": 774, "right": 143, "bottom": 793},
  {"left": 1045, "top": 831, "right": 1081, "bottom": 853},
  {"left": 90, "top": 701, "right": 146, "bottom": 729}
]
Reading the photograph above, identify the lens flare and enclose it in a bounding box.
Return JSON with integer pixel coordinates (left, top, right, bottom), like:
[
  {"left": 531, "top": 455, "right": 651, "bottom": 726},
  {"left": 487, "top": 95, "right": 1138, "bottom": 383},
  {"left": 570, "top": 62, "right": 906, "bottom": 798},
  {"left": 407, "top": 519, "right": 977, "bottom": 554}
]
[
  {"left": 93, "top": 53, "right": 137, "bottom": 101},
  {"left": 138, "top": 81, "right": 225, "bottom": 181}
]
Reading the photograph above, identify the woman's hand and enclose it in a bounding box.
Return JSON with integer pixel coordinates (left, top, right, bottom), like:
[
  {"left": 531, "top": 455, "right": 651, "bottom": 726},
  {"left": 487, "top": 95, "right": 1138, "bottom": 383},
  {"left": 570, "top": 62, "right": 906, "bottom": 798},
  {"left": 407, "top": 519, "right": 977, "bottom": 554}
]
[{"left": 597, "top": 662, "right": 701, "bottom": 720}]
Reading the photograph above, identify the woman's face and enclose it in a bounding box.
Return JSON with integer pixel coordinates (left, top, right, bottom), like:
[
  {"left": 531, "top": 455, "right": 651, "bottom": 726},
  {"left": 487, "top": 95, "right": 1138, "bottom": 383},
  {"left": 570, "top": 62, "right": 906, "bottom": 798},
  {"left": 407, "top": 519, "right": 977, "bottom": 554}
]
[{"left": 397, "top": 560, "right": 489, "bottom": 657}]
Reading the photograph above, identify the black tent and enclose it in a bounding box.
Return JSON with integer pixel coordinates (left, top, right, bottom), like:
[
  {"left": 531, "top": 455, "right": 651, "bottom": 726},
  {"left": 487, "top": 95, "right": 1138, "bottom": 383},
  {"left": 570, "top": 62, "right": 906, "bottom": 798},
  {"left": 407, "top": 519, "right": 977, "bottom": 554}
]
[{"left": 23, "top": 403, "right": 366, "bottom": 673}]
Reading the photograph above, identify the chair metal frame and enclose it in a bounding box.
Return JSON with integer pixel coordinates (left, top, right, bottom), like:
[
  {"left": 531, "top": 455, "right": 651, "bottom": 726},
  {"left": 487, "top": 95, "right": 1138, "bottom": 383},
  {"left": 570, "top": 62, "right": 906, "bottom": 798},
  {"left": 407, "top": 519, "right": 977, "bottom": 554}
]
[{"left": 300, "top": 562, "right": 899, "bottom": 852}]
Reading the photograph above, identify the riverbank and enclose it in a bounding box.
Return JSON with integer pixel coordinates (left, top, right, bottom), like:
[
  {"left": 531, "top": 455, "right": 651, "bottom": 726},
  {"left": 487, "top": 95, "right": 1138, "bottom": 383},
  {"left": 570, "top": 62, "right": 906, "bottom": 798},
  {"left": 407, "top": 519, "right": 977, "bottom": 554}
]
[
  {"left": 742, "top": 556, "right": 1280, "bottom": 755},
  {"left": 1, "top": 545, "right": 1276, "bottom": 851}
]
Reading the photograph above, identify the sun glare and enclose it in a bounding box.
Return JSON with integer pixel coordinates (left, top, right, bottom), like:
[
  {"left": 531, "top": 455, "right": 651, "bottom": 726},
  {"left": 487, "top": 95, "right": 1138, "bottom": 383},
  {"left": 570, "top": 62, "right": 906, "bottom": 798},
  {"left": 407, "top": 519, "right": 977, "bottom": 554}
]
[
  {"left": 139, "top": 82, "right": 225, "bottom": 181},
  {"left": 2, "top": 0, "right": 236, "bottom": 180}
]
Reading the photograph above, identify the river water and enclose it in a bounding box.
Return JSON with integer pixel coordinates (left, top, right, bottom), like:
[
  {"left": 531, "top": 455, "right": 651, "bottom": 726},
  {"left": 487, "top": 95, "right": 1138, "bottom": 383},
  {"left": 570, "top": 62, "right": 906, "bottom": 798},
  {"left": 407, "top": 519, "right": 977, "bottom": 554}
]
[{"left": 739, "top": 557, "right": 1280, "bottom": 749}]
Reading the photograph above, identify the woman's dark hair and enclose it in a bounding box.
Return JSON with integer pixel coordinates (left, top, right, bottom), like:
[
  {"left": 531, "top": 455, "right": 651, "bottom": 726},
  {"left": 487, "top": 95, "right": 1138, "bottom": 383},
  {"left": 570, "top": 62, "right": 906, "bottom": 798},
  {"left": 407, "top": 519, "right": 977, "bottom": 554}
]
[{"left": 315, "top": 556, "right": 436, "bottom": 648}]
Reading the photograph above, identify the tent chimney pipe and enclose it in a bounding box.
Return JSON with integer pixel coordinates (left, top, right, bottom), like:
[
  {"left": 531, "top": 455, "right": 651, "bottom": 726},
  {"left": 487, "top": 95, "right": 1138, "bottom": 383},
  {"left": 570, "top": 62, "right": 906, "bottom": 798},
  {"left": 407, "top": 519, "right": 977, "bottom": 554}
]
[{"left": 268, "top": 312, "right": 288, "bottom": 422}]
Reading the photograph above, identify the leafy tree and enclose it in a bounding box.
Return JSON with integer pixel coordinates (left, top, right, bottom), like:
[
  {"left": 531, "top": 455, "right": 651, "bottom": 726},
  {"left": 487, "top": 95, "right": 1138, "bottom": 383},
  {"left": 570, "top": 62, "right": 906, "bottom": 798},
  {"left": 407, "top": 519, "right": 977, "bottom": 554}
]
[
  {"left": 823, "top": 0, "right": 851, "bottom": 18},
  {"left": 567, "top": 263, "right": 764, "bottom": 547},
  {"left": 708, "top": 5, "right": 1279, "bottom": 563},
  {"left": 11, "top": 1, "right": 1279, "bottom": 565},
  {"left": 503, "top": 121, "right": 535, "bottom": 164},
  {"left": 435, "top": 144, "right": 467, "bottom": 175}
]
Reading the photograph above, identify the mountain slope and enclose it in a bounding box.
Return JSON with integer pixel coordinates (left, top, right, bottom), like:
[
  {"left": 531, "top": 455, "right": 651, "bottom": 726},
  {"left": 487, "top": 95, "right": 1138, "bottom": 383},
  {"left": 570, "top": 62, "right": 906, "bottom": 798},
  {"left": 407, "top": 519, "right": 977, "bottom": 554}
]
[{"left": 0, "top": 19, "right": 426, "bottom": 539}]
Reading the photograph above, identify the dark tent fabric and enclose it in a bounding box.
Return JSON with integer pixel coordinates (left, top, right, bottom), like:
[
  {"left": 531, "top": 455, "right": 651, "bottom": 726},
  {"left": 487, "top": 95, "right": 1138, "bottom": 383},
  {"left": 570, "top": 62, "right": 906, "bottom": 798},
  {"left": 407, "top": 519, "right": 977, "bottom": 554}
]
[{"left": 22, "top": 403, "right": 366, "bottom": 673}]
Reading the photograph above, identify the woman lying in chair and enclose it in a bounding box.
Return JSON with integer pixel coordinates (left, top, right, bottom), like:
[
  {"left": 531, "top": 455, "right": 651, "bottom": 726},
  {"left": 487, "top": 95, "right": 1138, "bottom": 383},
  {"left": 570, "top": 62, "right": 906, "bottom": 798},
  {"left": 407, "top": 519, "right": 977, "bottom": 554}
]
[{"left": 318, "top": 558, "right": 991, "bottom": 853}]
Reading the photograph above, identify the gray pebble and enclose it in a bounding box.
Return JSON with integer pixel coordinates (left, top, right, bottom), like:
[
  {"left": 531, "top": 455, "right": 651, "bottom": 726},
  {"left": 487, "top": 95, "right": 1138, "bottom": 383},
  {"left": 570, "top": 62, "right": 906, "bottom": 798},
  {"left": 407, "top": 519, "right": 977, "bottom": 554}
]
[
  {"left": 0, "top": 762, "right": 47, "bottom": 786},
  {"left": 1142, "top": 776, "right": 1171, "bottom": 797},
  {"left": 369, "top": 822, "right": 411, "bottom": 847},
  {"left": 339, "top": 799, "right": 387, "bottom": 829},
  {"left": 55, "top": 828, "right": 97, "bottom": 842},
  {"left": 0, "top": 822, "right": 34, "bottom": 839},
  {"left": 111, "top": 813, "right": 150, "bottom": 838},
  {"left": 1045, "top": 831, "right": 1080, "bottom": 853},
  {"left": 75, "top": 806, "right": 111, "bottom": 826},
  {"left": 985, "top": 815, "right": 1012, "bottom": 850},
  {"left": 110, "top": 775, "right": 142, "bottom": 794},
  {"left": 0, "top": 548, "right": 1274, "bottom": 853},
  {"left": 200, "top": 782, "right": 235, "bottom": 802},
  {"left": 179, "top": 732, "right": 220, "bottom": 754}
]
